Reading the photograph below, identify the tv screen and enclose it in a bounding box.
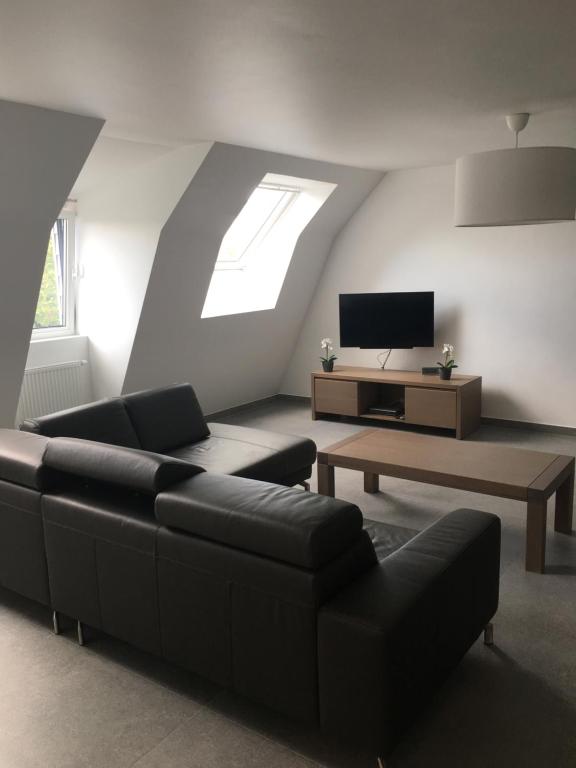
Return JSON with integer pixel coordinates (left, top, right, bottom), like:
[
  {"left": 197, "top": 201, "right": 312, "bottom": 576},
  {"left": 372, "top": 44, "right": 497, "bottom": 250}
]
[{"left": 339, "top": 292, "right": 434, "bottom": 349}]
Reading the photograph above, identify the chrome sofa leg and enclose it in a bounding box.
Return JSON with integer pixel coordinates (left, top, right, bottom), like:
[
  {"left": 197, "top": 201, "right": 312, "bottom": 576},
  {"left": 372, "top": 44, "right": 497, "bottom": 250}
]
[
  {"left": 300, "top": 481, "right": 310, "bottom": 491},
  {"left": 77, "top": 620, "right": 85, "bottom": 646},
  {"left": 52, "top": 610, "right": 60, "bottom": 636},
  {"left": 483, "top": 622, "right": 494, "bottom": 646}
]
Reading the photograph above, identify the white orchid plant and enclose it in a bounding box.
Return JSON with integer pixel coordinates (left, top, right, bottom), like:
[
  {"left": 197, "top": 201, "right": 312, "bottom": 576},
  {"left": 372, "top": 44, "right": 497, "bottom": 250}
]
[
  {"left": 320, "top": 338, "right": 337, "bottom": 364},
  {"left": 437, "top": 343, "right": 458, "bottom": 370}
]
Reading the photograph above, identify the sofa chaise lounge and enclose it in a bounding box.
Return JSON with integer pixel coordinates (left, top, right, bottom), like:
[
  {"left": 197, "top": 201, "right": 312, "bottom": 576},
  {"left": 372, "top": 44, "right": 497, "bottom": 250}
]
[{"left": 21, "top": 383, "right": 317, "bottom": 488}]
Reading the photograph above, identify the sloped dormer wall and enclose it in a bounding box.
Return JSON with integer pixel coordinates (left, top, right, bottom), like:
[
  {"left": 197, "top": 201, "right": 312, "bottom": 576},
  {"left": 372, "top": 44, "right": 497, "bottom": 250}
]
[
  {"left": 123, "top": 142, "right": 382, "bottom": 414},
  {"left": 76, "top": 140, "right": 212, "bottom": 399},
  {"left": 0, "top": 100, "right": 102, "bottom": 426}
]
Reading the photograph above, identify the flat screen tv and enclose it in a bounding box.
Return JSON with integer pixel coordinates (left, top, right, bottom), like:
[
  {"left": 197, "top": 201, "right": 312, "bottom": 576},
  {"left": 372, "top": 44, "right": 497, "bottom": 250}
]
[{"left": 339, "top": 292, "right": 434, "bottom": 349}]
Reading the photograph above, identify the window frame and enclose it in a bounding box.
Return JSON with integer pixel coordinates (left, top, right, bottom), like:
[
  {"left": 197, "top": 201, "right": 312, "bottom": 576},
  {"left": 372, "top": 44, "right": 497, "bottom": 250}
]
[
  {"left": 213, "top": 183, "right": 300, "bottom": 272},
  {"left": 201, "top": 173, "right": 337, "bottom": 320},
  {"left": 31, "top": 207, "right": 77, "bottom": 340}
]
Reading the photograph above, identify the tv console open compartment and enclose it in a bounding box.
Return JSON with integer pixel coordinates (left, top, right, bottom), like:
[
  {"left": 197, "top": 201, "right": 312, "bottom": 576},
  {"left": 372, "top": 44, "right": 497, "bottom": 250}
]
[
  {"left": 359, "top": 382, "right": 405, "bottom": 419},
  {"left": 311, "top": 367, "right": 482, "bottom": 439}
]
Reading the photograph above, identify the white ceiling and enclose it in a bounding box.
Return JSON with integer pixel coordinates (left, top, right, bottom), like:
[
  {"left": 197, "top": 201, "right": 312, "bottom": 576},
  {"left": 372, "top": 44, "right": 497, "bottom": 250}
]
[{"left": 1, "top": 0, "right": 576, "bottom": 170}]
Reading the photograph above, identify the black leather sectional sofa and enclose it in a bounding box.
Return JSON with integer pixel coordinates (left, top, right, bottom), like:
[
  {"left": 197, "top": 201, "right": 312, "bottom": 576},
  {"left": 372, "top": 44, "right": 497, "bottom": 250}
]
[{"left": 0, "top": 384, "right": 501, "bottom": 764}]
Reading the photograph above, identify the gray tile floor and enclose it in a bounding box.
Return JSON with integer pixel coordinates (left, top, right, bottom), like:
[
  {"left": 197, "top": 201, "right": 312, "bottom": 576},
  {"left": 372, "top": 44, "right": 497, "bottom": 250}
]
[{"left": 1, "top": 398, "right": 575, "bottom": 767}]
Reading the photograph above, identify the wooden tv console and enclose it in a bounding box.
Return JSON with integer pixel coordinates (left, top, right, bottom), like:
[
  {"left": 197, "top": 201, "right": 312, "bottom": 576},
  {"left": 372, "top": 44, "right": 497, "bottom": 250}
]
[{"left": 311, "top": 366, "right": 482, "bottom": 439}]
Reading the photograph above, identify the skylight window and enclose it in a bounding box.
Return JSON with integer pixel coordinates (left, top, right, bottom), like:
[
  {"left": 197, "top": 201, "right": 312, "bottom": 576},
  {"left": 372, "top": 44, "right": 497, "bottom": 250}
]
[{"left": 201, "top": 173, "right": 337, "bottom": 318}]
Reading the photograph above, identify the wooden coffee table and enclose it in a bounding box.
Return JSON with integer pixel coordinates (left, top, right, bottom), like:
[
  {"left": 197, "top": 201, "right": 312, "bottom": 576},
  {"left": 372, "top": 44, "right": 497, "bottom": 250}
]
[{"left": 317, "top": 429, "right": 574, "bottom": 573}]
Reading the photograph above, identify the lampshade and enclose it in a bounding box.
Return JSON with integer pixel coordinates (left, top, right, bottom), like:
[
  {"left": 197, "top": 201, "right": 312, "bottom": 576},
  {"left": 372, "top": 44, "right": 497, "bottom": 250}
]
[{"left": 454, "top": 146, "right": 576, "bottom": 226}]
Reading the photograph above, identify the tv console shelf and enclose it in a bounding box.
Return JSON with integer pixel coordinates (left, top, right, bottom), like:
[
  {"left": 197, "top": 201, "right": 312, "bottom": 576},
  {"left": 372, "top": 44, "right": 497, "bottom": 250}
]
[{"left": 311, "top": 366, "right": 482, "bottom": 439}]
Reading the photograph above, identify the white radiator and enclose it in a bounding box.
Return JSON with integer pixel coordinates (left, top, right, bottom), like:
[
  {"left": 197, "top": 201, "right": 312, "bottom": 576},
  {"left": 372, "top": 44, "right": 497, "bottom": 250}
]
[{"left": 15, "top": 360, "right": 92, "bottom": 426}]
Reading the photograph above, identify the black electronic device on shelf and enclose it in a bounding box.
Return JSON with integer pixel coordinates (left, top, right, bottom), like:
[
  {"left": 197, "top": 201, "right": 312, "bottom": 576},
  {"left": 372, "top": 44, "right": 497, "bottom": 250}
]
[{"left": 368, "top": 400, "right": 405, "bottom": 418}]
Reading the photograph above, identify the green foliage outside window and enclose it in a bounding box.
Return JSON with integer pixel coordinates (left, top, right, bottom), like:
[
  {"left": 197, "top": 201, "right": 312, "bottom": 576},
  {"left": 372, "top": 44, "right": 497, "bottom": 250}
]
[{"left": 33, "top": 231, "right": 64, "bottom": 329}]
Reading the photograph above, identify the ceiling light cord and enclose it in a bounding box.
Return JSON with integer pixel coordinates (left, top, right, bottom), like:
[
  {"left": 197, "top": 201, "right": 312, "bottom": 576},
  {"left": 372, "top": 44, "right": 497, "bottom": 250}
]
[{"left": 377, "top": 349, "right": 392, "bottom": 370}]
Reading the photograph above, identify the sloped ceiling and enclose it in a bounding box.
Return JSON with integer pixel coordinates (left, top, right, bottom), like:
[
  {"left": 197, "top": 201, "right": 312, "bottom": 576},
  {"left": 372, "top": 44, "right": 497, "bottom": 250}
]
[
  {"left": 71, "top": 136, "right": 180, "bottom": 198},
  {"left": 0, "top": 1, "right": 575, "bottom": 169}
]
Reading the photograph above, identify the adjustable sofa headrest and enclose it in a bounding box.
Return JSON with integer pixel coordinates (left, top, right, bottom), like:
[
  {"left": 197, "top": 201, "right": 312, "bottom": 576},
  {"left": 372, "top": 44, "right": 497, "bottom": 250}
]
[
  {"left": 20, "top": 398, "right": 141, "bottom": 448},
  {"left": 122, "top": 383, "right": 210, "bottom": 452},
  {"left": 0, "top": 429, "right": 54, "bottom": 491},
  {"left": 44, "top": 437, "right": 203, "bottom": 495},
  {"left": 155, "top": 473, "right": 364, "bottom": 570}
]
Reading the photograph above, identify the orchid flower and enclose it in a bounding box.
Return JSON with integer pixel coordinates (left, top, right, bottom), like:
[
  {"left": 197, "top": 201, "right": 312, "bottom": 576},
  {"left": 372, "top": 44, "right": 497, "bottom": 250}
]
[
  {"left": 320, "top": 337, "right": 337, "bottom": 363},
  {"left": 437, "top": 343, "right": 458, "bottom": 369}
]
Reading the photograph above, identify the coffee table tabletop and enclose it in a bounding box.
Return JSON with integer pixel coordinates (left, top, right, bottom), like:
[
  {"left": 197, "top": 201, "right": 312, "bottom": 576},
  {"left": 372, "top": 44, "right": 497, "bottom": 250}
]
[{"left": 317, "top": 429, "right": 574, "bottom": 573}]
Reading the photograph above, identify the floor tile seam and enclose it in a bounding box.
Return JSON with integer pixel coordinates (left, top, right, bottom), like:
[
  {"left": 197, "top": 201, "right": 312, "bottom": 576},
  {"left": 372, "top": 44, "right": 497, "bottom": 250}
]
[
  {"left": 64, "top": 638, "right": 221, "bottom": 709},
  {"left": 128, "top": 695, "right": 326, "bottom": 768},
  {"left": 200, "top": 697, "right": 327, "bottom": 767},
  {"left": 127, "top": 707, "right": 207, "bottom": 768}
]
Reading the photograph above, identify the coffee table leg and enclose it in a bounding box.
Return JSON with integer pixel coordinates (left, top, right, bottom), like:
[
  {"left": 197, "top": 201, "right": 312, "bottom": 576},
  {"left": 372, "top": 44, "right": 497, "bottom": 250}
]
[
  {"left": 526, "top": 499, "right": 547, "bottom": 573},
  {"left": 317, "top": 463, "right": 335, "bottom": 497},
  {"left": 554, "top": 469, "right": 574, "bottom": 534},
  {"left": 364, "top": 472, "right": 379, "bottom": 493}
]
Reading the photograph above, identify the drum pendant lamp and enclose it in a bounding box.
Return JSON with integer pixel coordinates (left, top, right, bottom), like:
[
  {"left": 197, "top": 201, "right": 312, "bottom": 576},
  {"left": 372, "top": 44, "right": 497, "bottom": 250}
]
[{"left": 454, "top": 113, "right": 576, "bottom": 226}]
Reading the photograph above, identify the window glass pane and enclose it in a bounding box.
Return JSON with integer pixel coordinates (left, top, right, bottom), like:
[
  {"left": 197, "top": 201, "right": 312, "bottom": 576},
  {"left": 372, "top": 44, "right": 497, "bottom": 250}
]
[
  {"left": 33, "top": 220, "right": 66, "bottom": 329},
  {"left": 202, "top": 174, "right": 337, "bottom": 319},
  {"left": 217, "top": 186, "right": 289, "bottom": 265}
]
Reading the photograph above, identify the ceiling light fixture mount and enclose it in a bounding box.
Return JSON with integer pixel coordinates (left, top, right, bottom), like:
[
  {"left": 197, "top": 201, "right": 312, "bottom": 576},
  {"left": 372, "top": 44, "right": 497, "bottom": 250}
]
[
  {"left": 505, "top": 112, "right": 529, "bottom": 148},
  {"left": 454, "top": 113, "right": 576, "bottom": 227}
]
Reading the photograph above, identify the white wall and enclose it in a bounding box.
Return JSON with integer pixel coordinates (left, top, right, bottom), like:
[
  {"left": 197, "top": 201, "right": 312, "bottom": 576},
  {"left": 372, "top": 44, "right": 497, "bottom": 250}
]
[
  {"left": 26, "top": 336, "right": 90, "bottom": 369},
  {"left": 0, "top": 100, "right": 102, "bottom": 427},
  {"left": 124, "top": 143, "right": 382, "bottom": 413},
  {"left": 283, "top": 164, "right": 576, "bottom": 427},
  {"left": 76, "top": 140, "right": 212, "bottom": 398}
]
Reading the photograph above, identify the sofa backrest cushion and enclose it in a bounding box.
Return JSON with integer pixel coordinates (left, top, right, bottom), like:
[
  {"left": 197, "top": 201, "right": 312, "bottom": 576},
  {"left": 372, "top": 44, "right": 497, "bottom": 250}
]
[
  {"left": 122, "top": 383, "right": 210, "bottom": 452},
  {"left": 155, "top": 473, "right": 365, "bottom": 570},
  {"left": 0, "top": 429, "right": 54, "bottom": 491},
  {"left": 20, "top": 399, "right": 141, "bottom": 448},
  {"left": 45, "top": 437, "right": 203, "bottom": 495}
]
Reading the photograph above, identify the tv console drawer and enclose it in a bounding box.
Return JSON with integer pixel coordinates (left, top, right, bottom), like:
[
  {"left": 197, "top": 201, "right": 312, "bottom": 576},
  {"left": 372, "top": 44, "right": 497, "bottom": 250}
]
[
  {"left": 405, "top": 387, "right": 457, "bottom": 429},
  {"left": 314, "top": 379, "right": 358, "bottom": 417}
]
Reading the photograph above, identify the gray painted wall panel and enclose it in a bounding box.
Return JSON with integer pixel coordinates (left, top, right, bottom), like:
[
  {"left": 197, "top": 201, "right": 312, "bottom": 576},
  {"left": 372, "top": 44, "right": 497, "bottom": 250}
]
[{"left": 0, "top": 100, "right": 102, "bottom": 426}]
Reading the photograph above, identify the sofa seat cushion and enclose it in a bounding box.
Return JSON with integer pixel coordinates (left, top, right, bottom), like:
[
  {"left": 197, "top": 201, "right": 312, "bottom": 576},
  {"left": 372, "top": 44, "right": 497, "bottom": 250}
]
[
  {"left": 156, "top": 472, "right": 363, "bottom": 569},
  {"left": 20, "top": 399, "right": 140, "bottom": 448},
  {"left": 123, "top": 384, "right": 210, "bottom": 452},
  {"left": 167, "top": 423, "right": 316, "bottom": 483}
]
